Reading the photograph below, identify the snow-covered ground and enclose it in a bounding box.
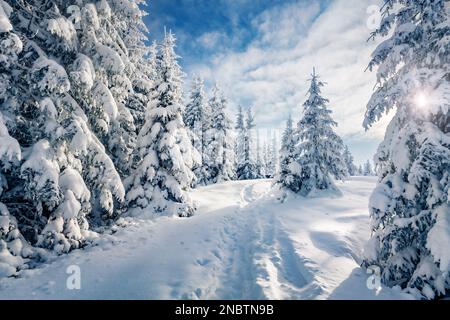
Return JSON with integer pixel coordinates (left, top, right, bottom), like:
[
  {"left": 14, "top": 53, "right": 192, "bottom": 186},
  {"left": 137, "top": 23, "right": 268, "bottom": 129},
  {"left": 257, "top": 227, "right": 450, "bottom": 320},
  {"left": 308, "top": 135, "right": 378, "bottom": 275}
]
[{"left": 0, "top": 177, "right": 412, "bottom": 300}]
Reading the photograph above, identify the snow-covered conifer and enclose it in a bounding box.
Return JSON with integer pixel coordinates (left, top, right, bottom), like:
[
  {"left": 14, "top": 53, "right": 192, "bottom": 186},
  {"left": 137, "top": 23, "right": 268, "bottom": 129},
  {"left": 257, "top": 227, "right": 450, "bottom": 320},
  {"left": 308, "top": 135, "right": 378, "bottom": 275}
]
[
  {"left": 236, "top": 107, "right": 258, "bottom": 180},
  {"left": 183, "top": 77, "right": 209, "bottom": 185},
  {"left": 202, "top": 85, "right": 235, "bottom": 183},
  {"left": 265, "top": 133, "right": 278, "bottom": 178},
  {"left": 0, "top": 112, "right": 30, "bottom": 276},
  {"left": 0, "top": 0, "right": 151, "bottom": 254},
  {"left": 343, "top": 145, "right": 357, "bottom": 176},
  {"left": 362, "top": 0, "right": 450, "bottom": 299},
  {"left": 234, "top": 106, "right": 246, "bottom": 178},
  {"left": 262, "top": 141, "right": 269, "bottom": 178},
  {"left": 276, "top": 115, "right": 296, "bottom": 187},
  {"left": 126, "top": 31, "right": 196, "bottom": 218},
  {"left": 128, "top": 41, "right": 158, "bottom": 137},
  {"left": 357, "top": 164, "right": 363, "bottom": 176},
  {"left": 363, "top": 160, "right": 374, "bottom": 176},
  {"left": 277, "top": 69, "right": 347, "bottom": 195},
  {"left": 255, "top": 130, "right": 265, "bottom": 178}
]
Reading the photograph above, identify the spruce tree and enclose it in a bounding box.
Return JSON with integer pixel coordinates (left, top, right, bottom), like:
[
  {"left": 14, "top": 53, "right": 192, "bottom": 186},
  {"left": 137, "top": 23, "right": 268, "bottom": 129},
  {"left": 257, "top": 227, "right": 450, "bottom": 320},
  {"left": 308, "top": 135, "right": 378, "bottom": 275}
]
[
  {"left": 183, "top": 77, "right": 208, "bottom": 185},
  {"left": 203, "top": 85, "right": 235, "bottom": 183},
  {"left": 235, "top": 105, "right": 246, "bottom": 179},
  {"left": 0, "top": 0, "right": 156, "bottom": 255},
  {"left": 265, "top": 132, "right": 277, "bottom": 178},
  {"left": 255, "top": 130, "right": 264, "bottom": 179},
  {"left": 362, "top": 0, "right": 450, "bottom": 299},
  {"left": 263, "top": 141, "right": 269, "bottom": 178},
  {"left": 278, "top": 69, "right": 347, "bottom": 195},
  {"left": 128, "top": 41, "right": 158, "bottom": 139},
  {"left": 357, "top": 164, "right": 363, "bottom": 176},
  {"left": 1, "top": 112, "right": 29, "bottom": 275},
  {"left": 125, "top": 31, "right": 195, "bottom": 218},
  {"left": 343, "top": 145, "right": 357, "bottom": 176},
  {"left": 363, "top": 160, "right": 374, "bottom": 176},
  {"left": 236, "top": 107, "right": 258, "bottom": 180},
  {"left": 276, "top": 115, "right": 296, "bottom": 187}
]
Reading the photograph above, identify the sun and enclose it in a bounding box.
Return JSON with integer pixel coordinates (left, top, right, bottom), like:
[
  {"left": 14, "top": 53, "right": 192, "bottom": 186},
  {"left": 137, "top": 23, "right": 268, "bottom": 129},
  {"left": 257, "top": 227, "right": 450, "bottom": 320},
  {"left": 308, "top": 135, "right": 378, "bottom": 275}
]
[{"left": 413, "top": 92, "right": 429, "bottom": 109}]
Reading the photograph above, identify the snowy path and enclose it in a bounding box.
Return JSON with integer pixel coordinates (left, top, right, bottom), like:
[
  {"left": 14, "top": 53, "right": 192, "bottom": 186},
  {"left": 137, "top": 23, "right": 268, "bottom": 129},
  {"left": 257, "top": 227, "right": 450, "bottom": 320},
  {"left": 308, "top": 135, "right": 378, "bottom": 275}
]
[{"left": 0, "top": 178, "right": 411, "bottom": 300}]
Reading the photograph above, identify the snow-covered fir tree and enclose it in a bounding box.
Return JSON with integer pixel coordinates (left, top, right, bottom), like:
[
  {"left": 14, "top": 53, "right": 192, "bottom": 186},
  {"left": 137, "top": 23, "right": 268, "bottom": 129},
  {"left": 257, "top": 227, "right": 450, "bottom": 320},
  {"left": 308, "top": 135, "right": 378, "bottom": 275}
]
[
  {"left": 363, "top": 160, "right": 374, "bottom": 176},
  {"left": 183, "top": 77, "right": 209, "bottom": 185},
  {"left": 202, "top": 85, "right": 235, "bottom": 183},
  {"left": 0, "top": 0, "right": 150, "bottom": 256},
  {"left": 246, "top": 107, "right": 258, "bottom": 176},
  {"left": 262, "top": 141, "right": 269, "bottom": 178},
  {"left": 343, "top": 145, "right": 357, "bottom": 176},
  {"left": 128, "top": 40, "right": 158, "bottom": 141},
  {"left": 0, "top": 3, "right": 27, "bottom": 274},
  {"left": 244, "top": 107, "right": 255, "bottom": 176},
  {"left": 277, "top": 69, "right": 347, "bottom": 195},
  {"left": 362, "top": 0, "right": 450, "bottom": 299},
  {"left": 265, "top": 132, "right": 278, "bottom": 178},
  {"left": 75, "top": 0, "right": 151, "bottom": 178},
  {"left": 276, "top": 114, "right": 296, "bottom": 187},
  {"left": 1, "top": 112, "right": 30, "bottom": 276},
  {"left": 357, "top": 164, "right": 364, "bottom": 176},
  {"left": 234, "top": 105, "right": 246, "bottom": 179},
  {"left": 125, "top": 31, "right": 196, "bottom": 218},
  {"left": 255, "top": 130, "right": 265, "bottom": 178},
  {"left": 236, "top": 107, "right": 258, "bottom": 180}
]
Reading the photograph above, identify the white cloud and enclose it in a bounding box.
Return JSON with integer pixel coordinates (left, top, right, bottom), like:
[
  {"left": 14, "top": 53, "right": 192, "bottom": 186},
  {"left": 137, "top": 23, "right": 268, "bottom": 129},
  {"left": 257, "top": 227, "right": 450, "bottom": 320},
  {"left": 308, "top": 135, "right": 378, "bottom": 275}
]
[
  {"left": 252, "top": 1, "right": 321, "bottom": 48},
  {"left": 197, "top": 31, "right": 224, "bottom": 49},
  {"left": 187, "top": 0, "right": 392, "bottom": 162}
]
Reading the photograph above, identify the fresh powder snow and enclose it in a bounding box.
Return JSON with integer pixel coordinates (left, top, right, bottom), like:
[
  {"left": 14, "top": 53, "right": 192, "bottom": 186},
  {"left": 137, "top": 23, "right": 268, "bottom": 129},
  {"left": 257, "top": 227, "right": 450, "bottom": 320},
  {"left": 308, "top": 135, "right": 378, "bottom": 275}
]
[{"left": 0, "top": 178, "right": 411, "bottom": 300}]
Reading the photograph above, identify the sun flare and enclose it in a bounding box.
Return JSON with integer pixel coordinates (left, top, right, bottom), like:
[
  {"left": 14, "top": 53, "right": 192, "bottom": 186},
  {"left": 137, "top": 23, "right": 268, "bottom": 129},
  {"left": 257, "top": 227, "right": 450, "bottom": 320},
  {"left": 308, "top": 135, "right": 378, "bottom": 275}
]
[{"left": 413, "top": 92, "right": 429, "bottom": 109}]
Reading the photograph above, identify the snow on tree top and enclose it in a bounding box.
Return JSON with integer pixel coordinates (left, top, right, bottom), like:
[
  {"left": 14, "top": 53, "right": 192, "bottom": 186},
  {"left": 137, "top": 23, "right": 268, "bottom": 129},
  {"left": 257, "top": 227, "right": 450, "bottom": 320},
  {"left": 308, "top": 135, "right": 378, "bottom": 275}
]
[
  {"left": 46, "top": 17, "right": 78, "bottom": 51},
  {"left": 0, "top": 114, "right": 21, "bottom": 165},
  {"left": 32, "top": 57, "right": 71, "bottom": 95},
  {"left": 0, "top": 1, "right": 12, "bottom": 33},
  {"left": 70, "top": 54, "right": 96, "bottom": 90}
]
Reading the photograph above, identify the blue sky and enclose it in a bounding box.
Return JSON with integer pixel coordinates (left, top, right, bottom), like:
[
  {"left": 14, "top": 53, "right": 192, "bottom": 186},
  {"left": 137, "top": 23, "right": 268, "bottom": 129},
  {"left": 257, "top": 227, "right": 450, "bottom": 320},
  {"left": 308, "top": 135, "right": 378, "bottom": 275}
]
[
  {"left": 144, "top": 0, "right": 330, "bottom": 67},
  {"left": 142, "top": 0, "right": 391, "bottom": 166}
]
